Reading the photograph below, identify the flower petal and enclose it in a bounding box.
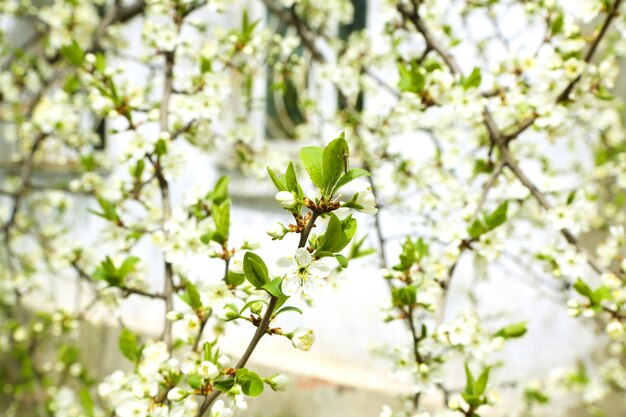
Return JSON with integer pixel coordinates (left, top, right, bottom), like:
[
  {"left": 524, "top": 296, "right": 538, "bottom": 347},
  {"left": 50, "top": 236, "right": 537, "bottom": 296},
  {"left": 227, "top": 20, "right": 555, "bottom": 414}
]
[
  {"left": 309, "top": 261, "right": 331, "bottom": 278},
  {"left": 276, "top": 257, "right": 296, "bottom": 273},
  {"left": 294, "top": 248, "right": 312, "bottom": 266},
  {"left": 281, "top": 275, "right": 300, "bottom": 296}
]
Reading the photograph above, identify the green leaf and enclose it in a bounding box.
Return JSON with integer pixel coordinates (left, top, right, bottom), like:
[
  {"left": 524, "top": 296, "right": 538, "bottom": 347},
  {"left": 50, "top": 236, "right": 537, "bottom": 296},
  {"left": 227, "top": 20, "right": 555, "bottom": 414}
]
[
  {"left": 299, "top": 146, "right": 325, "bottom": 190},
  {"left": 525, "top": 388, "right": 550, "bottom": 404},
  {"left": 214, "top": 377, "right": 236, "bottom": 392},
  {"left": 225, "top": 271, "right": 245, "bottom": 287},
  {"left": 60, "top": 41, "right": 84, "bottom": 66},
  {"left": 475, "top": 366, "right": 491, "bottom": 396},
  {"left": 322, "top": 133, "right": 349, "bottom": 194},
  {"left": 188, "top": 374, "right": 203, "bottom": 389},
  {"left": 550, "top": 12, "right": 564, "bottom": 36},
  {"left": 236, "top": 368, "right": 264, "bottom": 397},
  {"left": 336, "top": 216, "right": 357, "bottom": 253},
  {"left": 335, "top": 254, "right": 348, "bottom": 268},
  {"left": 239, "top": 299, "right": 268, "bottom": 315},
  {"left": 348, "top": 235, "right": 375, "bottom": 260},
  {"left": 90, "top": 197, "right": 120, "bottom": 223},
  {"left": 93, "top": 53, "right": 107, "bottom": 73},
  {"left": 573, "top": 278, "right": 592, "bottom": 297},
  {"left": 119, "top": 328, "right": 140, "bottom": 363},
  {"left": 495, "top": 321, "right": 527, "bottom": 339},
  {"left": 79, "top": 387, "right": 95, "bottom": 417},
  {"left": 590, "top": 286, "right": 612, "bottom": 304},
  {"left": 64, "top": 73, "right": 82, "bottom": 94},
  {"left": 118, "top": 256, "right": 140, "bottom": 280},
  {"left": 130, "top": 159, "right": 145, "bottom": 178},
  {"left": 200, "top": 57, "right": 212, "bottom": 73},
  {"left": 262, "top": 277, "right": 284, "bottom": 298},
  {"left": 155, "top": 138, "right": 168, "bottom": 156},
  {"left": 275, "top": 306, "right": 303, "bottom": 316},
  {"left": 333, "top": 168, "right": 371, "bottom": 192},
  {"left": 243, "top": 252, "right": 270, "bottom": 289},
  {"left": 467, "top": 201, "right": 508, "bottom": 238},
  {"left": 391, "top": 286, "right": 417, "bottom": 307},
  {"left": 267, "top": 167, "right": 287, "bottom": 192},
  {"left": 316, "top": 214, "right": 343, "bottom": 254},
  {"left": 393, "top": 236, "right": 427, "bottom": 271},
  {"left": 212, "top": 201, "right": 230, "bottom": 243},
  {"left": 464, "top": 363, "right": 476, "bottom": 397},
  {"left": 183, "top": 282, "right": 202, "bottom": 310},
  {"left": 200, "top": 340, "right": 221, "bottom": 365},
  {"left": 485, "top": 201, "right": 508, "bottom": 230},
  {"left": 461, "top": 67, "right": 482, "bottom": 90},
  {"left": 397, "top": 61, "right": 425, "bottom": 93},
  {"left": 211, "top": 176, "right": 230, "bottom": 205},
  {"left": 467, "top": 219, "right": 486, "bottom": 239},
  {"left": 285, "top": 162, "right": 299, "bottom": 194}
]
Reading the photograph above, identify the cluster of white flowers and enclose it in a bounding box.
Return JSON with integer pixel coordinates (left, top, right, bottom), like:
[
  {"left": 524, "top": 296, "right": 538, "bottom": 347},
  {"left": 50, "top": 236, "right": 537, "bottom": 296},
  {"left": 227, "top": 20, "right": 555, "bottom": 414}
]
[{"left": 3, "top": 0, "right": 626, "bottom": 416}]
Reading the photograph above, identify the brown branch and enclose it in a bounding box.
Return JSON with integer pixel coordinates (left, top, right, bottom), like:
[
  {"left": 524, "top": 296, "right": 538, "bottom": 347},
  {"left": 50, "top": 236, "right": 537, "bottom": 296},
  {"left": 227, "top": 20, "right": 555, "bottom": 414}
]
[
  {"left": 154, "top": 49, "right": 176, "bottom": 350},
  {"left": 498, "top": 146, "right": 606, "bottom": 275},
  {"left": 402, "top": 0, "right": 617, "bottom": 278},
  {"left": 398, "top": 2, "right": 463, "bottom": 76},
  {"left": 504, "top": 0, "right": 624, "bottom": 142},
  {"left": 196, "top": 211, "right": 319, "bottom": 417}
]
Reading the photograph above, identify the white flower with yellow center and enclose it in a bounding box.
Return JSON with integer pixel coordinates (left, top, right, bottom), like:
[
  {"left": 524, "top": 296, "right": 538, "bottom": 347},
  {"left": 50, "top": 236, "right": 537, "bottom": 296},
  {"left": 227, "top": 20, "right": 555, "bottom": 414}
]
[
  {"left": 277, "top": 248, "right": 331, "bottom": 297},
  {"left": 291, "top": 327, "right": 315, "bottom": 351}
]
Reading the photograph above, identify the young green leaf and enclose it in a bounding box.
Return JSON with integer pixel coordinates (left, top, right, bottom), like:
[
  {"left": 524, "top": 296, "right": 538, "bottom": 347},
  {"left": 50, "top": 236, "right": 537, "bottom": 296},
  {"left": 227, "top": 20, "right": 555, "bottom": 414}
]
[
  {"left": 266, "top": 166, "right": 287, "bottom": 192},
  {"left": 315, "top": 214, "right": 343, "bottom": 254},
  {"left": 243, "top": 252, "right": 270, "bottom": 289},
  {"left": 464, "top": 363, "right": 476, "bottom": 397},
  {"left": 275, "top": 305, "right": 303, "bottom": 316},
  {"left": 181, "top": 281, "right": 202, "bottom": 310},
  {"left": 475, "top": 366, "right": 491, "bottom": 396},
  {"left": 262, "top": 277, "right": 285, "bottom": 298},
  {"left": 333, "top": 167, "right": 371, "bottom": 192},
  {"left": 212, "top": 200, "right": 230, "bottom": 243},
  {"left": 285, "top": 162, "right": 300, "bottom": 194},
  {"left": 119, "top": 328, "right": 140, "bottom": 363},
  {"left": 188, "top": 374, "right": 203, "bottom": 389},
  {"left": 485, "top": 201, "right": 508, "bottom": 230},
  {"left": 211, "top": 176, "right": 230, "bottom": 205},
  {"left": 226, "top": 270, "right": 245, "bottom": 287},
  {"left": 335, "top": 254, "right": 348, "bottom": 268},
  {"left": 462, "top": 67, "right": 482, "bottom": 90},
  {"left": 79, "top": 387, "right": 95, "bottom": 417},
  {"left": 60, "top": 41, "right": 85, "bottom": 66},
  {"left": 299, "top": 146, "right": 325, "bottom": 190},
  {"left": 322, "top": 133, "right": 349, "bottom": 194},
  {"left": 495, "top": 321, "right": 527, "bottom": 339},
  {"left": 213, "top": 377, "right": 236, "bottom": 392},
  {"left": 397, "top": 61, "right": 426, "bottom": 93},
  {"left": 118, "top": 256, "right": 140, "bottom": 280},
  {"left": 235, "top": 368, "right": 264, "bottom": 397},
  {"left": 573, "top": 278, "right": 592, "bottom": 298}
]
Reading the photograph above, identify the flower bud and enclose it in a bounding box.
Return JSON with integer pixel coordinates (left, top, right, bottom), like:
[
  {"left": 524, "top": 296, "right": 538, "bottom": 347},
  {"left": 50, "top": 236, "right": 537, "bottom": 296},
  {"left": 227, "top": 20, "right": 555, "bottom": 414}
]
[
  {"left": 167, "top": 387, "right": 188, "bottom": 402},
  {"left": 341, "top": 181, "right": 378, "bottom": 214},
  {"left": 229, "top": 251, "right": 246, "bottom": 275},
  {"left": 448, "top": 398, "right": 461, "bottom": 410},
  {"left": 266, "top": 223, "right": 288, "bottom": 240},
  {"left": 275, "top": 191, "right": 297, "bottom": 209},
  {"left": 290, "top": 327, "right": 315, "bottom": 351},
  {"left": 198, "top": 361, "right": 220, "bottom": 379},
  {"left": 354, "top": 187, "right": 378, "bottom": 214},
  {"left": 166, "top": 311, "right": 183, "bottom": 321},
  {"left": 266, "top": 373, "right": 289, "bottom": 391},
  {"left": 606, "top": 320, "right": 625, "bottom": 340}
]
